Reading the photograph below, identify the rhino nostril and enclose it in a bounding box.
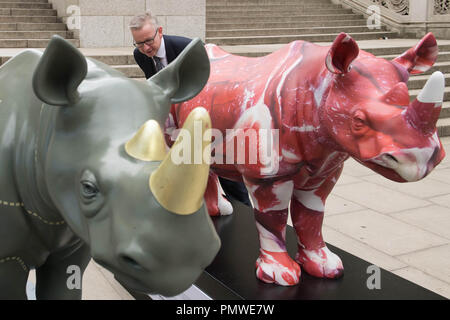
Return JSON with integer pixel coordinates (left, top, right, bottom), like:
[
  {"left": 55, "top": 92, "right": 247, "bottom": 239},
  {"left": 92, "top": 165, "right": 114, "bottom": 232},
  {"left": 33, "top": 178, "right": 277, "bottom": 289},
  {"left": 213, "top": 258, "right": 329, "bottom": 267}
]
[
  {"left": 384, "top": 154, "right": 398, "bottom": 163},
  {"left": 119, "top": 255, "right": 144, "bottom": 271}
]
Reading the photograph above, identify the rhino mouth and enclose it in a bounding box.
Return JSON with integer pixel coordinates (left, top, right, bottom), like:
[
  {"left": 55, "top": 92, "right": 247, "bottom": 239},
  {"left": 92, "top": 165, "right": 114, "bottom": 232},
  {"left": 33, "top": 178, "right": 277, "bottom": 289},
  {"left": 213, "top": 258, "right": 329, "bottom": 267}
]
[
  {"left": 114, "top": 271, "right": 155, "bottom": 294},
  {"left": 364, "top": 147, "right": 436, "bottom": 182},
  {"left": 94, "top": 259, "right": 151, "bottom": 293},
  {"left": 95, "top": 258, "right": 199, "bottom": 296},
  {"left": 370, "top": 153, "right": 400, "bottom": 169},
  {"left": 360, "top": 158, "right": 407, "bottom": 182}
]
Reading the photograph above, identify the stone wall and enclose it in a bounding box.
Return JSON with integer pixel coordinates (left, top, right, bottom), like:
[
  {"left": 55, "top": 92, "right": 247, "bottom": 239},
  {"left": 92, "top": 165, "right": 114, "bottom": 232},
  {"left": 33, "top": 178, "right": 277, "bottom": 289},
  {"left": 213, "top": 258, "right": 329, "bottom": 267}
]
[{"left": 48, "top": 0, "right": 205, "bottom": 48}]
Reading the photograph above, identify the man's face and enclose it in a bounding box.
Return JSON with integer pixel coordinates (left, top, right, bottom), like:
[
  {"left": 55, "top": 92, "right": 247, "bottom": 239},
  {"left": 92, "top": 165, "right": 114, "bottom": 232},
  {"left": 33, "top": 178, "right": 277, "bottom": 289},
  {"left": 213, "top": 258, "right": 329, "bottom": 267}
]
[{"left": 131, "top": 23, "right": 163, "bottom": 58}]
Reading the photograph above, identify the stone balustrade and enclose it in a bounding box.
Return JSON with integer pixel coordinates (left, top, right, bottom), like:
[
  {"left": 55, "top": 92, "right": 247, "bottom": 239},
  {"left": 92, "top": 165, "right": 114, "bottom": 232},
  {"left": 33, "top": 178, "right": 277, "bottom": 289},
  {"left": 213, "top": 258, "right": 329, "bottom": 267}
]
[{"left": 333, "top": 0, "right": 450, "bottom": 38}]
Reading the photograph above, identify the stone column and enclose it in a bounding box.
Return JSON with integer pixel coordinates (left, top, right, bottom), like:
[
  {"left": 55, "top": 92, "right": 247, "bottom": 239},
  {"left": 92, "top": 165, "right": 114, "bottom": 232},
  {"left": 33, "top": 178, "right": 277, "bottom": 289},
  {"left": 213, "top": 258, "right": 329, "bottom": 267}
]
[
  {"left": 146, "top": 0, "right": 205, "bottom": 40},
  {"left": 408, "top": 0, "right": 431, "bottom": 21}
]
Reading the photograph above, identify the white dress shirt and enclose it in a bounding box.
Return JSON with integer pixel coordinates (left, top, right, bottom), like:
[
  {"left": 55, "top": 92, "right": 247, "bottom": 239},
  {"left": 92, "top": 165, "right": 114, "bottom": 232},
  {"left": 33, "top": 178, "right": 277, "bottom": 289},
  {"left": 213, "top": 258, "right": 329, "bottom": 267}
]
[{"left": 154, "top": 36, "right": 168, "bottom": 68}]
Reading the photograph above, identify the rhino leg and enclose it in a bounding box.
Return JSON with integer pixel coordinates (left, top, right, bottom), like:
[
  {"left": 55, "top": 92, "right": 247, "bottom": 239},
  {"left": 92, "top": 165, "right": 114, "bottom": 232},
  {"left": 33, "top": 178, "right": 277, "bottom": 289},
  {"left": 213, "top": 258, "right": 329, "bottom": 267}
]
[
  {"left": 0, "top": 257, "right": 29, "bottom": 300},
  {"left": 244, "top": 177, "right": 301, "bottom": 286},
  {"left": 204, "top": 171, "right": 233, "bottom": 216},
  {"left": 291, "top": 166, "right": 344, "bottom": 279},
  {"left": 35, "top": 239, "right": 90, "bottom": 300}
]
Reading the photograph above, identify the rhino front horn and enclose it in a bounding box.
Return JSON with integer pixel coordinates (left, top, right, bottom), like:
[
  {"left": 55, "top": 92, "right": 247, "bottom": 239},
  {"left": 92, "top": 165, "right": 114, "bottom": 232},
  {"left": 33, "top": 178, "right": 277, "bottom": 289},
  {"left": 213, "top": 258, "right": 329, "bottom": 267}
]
[
  {"left": 150, "top": 107, "right": 212, "bottom": 215},
  {"left": 406, "top": 71, "right": 444, "bottom": 134}
]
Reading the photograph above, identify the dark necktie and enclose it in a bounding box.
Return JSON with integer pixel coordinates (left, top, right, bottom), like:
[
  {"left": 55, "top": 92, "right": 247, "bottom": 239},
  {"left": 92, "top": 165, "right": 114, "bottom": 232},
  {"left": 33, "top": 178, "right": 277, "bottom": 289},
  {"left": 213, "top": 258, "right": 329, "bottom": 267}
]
[{"left": 153, "top": 56, "right": 164, "bottom": 72}]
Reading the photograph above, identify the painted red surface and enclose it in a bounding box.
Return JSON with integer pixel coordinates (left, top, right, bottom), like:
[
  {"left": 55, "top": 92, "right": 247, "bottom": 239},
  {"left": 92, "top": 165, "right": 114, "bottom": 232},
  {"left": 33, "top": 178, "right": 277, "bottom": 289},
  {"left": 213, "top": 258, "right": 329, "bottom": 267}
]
[{"left": 170, "top": 33, "right": 446, "bottom": 286}]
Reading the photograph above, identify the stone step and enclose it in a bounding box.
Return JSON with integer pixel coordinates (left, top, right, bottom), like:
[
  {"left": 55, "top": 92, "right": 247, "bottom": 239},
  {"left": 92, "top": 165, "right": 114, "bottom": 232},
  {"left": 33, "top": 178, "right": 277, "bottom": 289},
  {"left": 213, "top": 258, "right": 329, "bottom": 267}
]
[
  {"left": 421, "top": 61, "right": 450, "bottom": 75},
  {"left": 207, "top": 31, "right": 398, "bottom": 46},
  {"left": 0, "top": 38, "right": 78, "bottom": 47},
  {"left": 409, "top": 72, "right": 450, "bottom": 90},
  {"left": 440, "top": 101, "right": 450, "bottom": 119},
  {"left": 0, "top": 0, "right": 48, "bottom": 2},
  {"left": 208, "top": 43, "right": 450, "bottom": 58},
  {"left": 207, "top": 8, "right": 354, "bottom": 17},
  {"left": 88, "top": 55, "right": 135, "bottom": 66},
  {"left": 206, "top": 0, "right": 332, "bottom": 5},
  {"left": 0, "top": 22, "right": 66, "bottom": 31},
  {"left": 437, "top": 117, "right": 450, "bottom": 137},
  {"left": 0, "top": 30, "right": 70, "bottom": 39},
  {"left": 0, "top": 15, "right": 58, "bottom": 23},
  {"left": 1, "top": 53, "right": 136, "bottom": 66},
  {"left": 232, "top": 43, "right": 450, "bottom": 58},
  {"left": 207, "top": 3, "right": 343, "bottom": 10},
  {"left": 112, "top": 64, "right": 145, "bottom": 78},
  {"left": 0, "top": 8, "right": 56, "bottom": 15},
  {"left": 206, "top": 13, "right": 364, "bottom": 24},
  {"left": 378, "top": 51, "right": 450, "bottom": 63},
  {"left": 207, "top": 19, "right": 370, "bottom": 30},
  {"left": 409, "top": 86, "right": 450, "bottom": 102},
  {"left": 207, "top": 25, "right": 387, "bottom": 38},
  {"left": 0, "top": 2, "right": 52, "bottom": 9},
  {"left": 365, "top": 44, "right": 450, "bottom": 56}
]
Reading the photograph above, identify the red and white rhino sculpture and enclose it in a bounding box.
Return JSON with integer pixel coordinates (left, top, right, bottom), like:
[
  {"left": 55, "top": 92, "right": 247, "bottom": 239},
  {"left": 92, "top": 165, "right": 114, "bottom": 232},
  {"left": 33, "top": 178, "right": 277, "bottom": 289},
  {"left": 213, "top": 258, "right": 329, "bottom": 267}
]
[{"left": 169, "top": 33, "right": 446, "bottom": 286}]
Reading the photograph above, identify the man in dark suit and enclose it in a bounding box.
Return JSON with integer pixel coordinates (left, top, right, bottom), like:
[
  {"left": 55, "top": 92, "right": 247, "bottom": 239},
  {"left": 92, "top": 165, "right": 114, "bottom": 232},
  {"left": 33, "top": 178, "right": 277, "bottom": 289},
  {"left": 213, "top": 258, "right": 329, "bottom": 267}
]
[
  {"left": 129, "top": 12, "right": 250, "bottom": 208},
  {"left": 129, "top": 13, "right": 191, "bottom": 79}
]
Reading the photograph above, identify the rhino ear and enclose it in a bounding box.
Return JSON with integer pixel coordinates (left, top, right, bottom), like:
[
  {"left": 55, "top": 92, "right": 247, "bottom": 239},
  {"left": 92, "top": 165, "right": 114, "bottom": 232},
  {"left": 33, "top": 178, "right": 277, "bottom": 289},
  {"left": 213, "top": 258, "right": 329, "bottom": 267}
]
[
  {"left": 32, "top": 35, "right": 87, "bottom": 106},
  {"left": 326, "top": 33, "right": 359, "bottom": 74},
  {"left": 149, "top": 38, "right": 210, "bottom": 104},
  {"left": 392, "top": 32, "right": 438, "bottom": 75}
]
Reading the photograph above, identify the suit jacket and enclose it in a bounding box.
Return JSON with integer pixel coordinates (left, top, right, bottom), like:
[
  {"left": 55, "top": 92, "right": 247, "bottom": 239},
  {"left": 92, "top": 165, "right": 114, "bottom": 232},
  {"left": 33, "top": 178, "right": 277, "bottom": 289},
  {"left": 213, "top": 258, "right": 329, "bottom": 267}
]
[{"left": 133, "top": 34, "right": 192, "bottom": 79}]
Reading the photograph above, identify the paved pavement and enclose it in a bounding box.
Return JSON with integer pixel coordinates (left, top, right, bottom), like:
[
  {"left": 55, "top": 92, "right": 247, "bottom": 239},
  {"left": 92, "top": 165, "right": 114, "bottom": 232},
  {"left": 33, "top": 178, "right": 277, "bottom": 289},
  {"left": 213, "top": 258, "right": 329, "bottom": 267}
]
[
  {"left": 322, "top": 136, "right": 450, "bottom": 299},
  {"left": 14, "top": 39, "right": 449, "bottom": 299}
]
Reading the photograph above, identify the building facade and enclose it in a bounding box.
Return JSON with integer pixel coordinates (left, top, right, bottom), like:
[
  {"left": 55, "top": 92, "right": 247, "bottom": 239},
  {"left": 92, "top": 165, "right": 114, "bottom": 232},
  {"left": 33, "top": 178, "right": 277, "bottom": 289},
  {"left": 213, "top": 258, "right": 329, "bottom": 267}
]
[{"left": 48, "top": 0, "right": 205, "bottom": 47}]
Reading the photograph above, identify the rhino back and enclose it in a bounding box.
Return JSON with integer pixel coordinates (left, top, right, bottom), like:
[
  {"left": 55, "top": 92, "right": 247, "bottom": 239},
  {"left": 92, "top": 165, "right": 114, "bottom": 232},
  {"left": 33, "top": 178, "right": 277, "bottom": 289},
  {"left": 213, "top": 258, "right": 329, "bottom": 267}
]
[
  {"left": 0, "top": 50, "right": 43, "bottom": 195},
  {"left": 0, "top": 50, "right": 77, "bottom": 266},
  {"left": 0, "top": 49, "right": 46, "bottom": 189},
  {"left": 0, "top": 49, "right": 43, "bottom": 128}
]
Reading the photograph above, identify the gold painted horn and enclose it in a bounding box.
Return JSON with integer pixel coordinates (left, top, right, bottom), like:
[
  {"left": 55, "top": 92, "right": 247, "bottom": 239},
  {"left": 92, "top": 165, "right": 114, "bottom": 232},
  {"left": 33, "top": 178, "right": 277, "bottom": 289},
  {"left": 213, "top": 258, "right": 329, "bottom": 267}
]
[
  {"left": 125, "top": 120, "right": 167, "bottom": 162},
  {"left": 150, "top": 107, "right": 212, "bottom": 215}
]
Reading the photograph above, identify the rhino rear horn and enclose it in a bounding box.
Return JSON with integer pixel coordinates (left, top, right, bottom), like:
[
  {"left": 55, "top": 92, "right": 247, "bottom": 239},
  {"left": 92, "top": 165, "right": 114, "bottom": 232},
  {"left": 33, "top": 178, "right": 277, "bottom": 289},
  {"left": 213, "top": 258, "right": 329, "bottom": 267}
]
[
  {"left": 149, "top": 38, "right": 210, "bottom": 104},
  {"left": 326, "top": 33, "right": 359, "bottom": 74},
  {"left": 33, "top": 35, "right": 87, "bottom": 106}
]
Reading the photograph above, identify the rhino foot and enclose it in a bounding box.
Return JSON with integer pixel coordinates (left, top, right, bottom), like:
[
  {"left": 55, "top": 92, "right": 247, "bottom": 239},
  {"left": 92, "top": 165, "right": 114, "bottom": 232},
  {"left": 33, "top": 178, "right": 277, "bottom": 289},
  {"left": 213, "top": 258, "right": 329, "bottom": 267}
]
[
  {"left": 217, "top": 194, "right": 233, "bottom": 216},
  {"left": 255, "top": 249, "right": 301, "bottom": 286},
  {"left": 296, "top": 246, "right": 344, "bottom": 279},
  {"left": 206, "top": 193, "right": 233, "bottom": 216},
  {"left": 205, "top": 173, "right": 234, "bottom": 216}
]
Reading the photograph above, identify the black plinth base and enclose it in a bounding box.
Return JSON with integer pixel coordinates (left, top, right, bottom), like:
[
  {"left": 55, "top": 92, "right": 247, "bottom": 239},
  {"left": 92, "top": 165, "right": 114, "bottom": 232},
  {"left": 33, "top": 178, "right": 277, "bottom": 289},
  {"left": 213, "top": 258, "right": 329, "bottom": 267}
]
[{"left": 195, "top": 201, "right": 445, "bottom": 300}]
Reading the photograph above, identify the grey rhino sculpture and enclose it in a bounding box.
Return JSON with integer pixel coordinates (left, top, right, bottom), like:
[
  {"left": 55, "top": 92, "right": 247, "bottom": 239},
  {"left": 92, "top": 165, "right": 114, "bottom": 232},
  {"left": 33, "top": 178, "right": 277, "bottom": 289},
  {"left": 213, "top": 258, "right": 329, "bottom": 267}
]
[{"left": 0, "top": 35, "right": 220, "bottom": 299}]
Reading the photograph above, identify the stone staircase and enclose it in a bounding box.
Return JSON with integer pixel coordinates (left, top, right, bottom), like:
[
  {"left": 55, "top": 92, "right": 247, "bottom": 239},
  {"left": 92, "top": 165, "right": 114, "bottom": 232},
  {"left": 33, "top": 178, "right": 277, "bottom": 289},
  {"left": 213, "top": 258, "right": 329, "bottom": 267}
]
[
  {"left": 0, "top": 0, "right": 448, "bottom": 136},
  {"left": 0, "top": 0, "right": 78, "bottom": 47},
  {"left": 205, "top": 0, "right": 398, "bottom": 45}
]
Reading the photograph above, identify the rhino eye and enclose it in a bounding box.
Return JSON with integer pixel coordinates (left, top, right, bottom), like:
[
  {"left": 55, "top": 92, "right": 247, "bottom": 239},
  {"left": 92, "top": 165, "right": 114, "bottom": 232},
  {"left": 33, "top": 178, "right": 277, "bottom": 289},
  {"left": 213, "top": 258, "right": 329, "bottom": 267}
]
[
  {"left": 79, "top": 170, "right": 100, "bottom": 200},
  {"left": 81, "top": 181, "right": 99, "bottom": 199},
  {"left": 353, "top": 117, "right": 365, "bottom": 130},
  {"left": 352, "top": 110, "right": 368, "bottom": 134}
]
